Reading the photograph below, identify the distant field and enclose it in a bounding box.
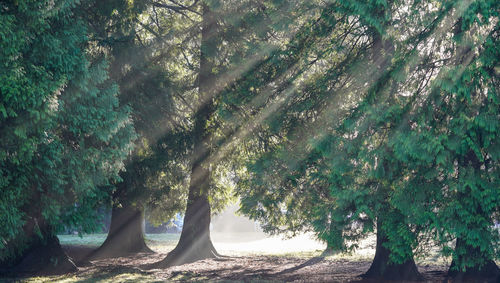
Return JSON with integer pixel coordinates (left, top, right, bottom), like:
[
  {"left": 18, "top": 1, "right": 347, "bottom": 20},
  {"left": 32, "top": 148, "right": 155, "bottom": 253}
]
[
  {"left": 57, "top": 232, "right": 329, "bottom": 256},
  {"left": 57, "top": 233, "right": 181, "bottom": 252},
  {"left": 58, "top": 233, "right": 107, "bottom": 247}
]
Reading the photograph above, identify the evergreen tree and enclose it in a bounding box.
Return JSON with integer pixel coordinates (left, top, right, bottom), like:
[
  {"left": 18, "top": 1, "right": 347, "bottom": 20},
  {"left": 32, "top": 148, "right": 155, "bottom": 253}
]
[
  {"left": 389, "top": 3, "right": 500, "bottom": 280},
  {"left": 79, "top": 0, "right": 193, "bottom": 258},
  {"left": 149, "top": 0, "right": 316, "bottom": 267},
  {"left": 235, "top": 0, "right": 498, "bottom": 281},
  {"left": 0, "top": 0, "right": 134, "bottom": 274}
]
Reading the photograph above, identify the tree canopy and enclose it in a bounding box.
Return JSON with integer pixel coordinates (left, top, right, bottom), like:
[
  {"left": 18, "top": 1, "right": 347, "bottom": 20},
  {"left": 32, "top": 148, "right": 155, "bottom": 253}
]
[
  {"left": 0, "top": 0, "right": 498, "bottom": 281},
  {"left": 0, "top": 0, "right": 135, "bottom": 271}
]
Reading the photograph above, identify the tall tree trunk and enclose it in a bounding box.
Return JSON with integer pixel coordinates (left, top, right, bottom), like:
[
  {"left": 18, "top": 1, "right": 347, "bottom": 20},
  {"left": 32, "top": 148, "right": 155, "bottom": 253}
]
[
  {"left": 91, "top": 202, "right": 152, "bottom": 259},
  {"left": 362, "top": 219, "right": 423, "bottom": 281},
  {"left": 152, "top": 186, "right": 219, "bottom": 267},
  {"left": 152, "top": 2, "right": 220, "bottom": 268},
  {"left": 447, "top": 238, "right": 500, "bottom": 283}
]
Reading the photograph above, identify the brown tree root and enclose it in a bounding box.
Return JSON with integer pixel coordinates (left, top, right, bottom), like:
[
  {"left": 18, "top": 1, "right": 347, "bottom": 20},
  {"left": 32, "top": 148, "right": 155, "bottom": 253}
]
[
  {"left": 361, "top": 228, "right": 423, "bottom": 281},
  {"left": 446, "top": 259, "right": 500, "bottom": 283},
  {"left": 89, "top": 204, "right": 154, "bottom": 260},
  {"left": 1, "top": 235, "right": 78, "bottom": 276}
]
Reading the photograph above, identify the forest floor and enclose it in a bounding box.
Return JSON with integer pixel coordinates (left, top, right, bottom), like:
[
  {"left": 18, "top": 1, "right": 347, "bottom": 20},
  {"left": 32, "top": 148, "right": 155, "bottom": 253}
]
[{"left": 2, "top": 233, "right": 451, "bottom": 282}]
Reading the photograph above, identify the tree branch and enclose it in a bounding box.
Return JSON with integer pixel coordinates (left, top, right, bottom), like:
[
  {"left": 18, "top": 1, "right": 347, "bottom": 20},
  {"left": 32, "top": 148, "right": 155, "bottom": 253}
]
[{"left": 150, "top": 0, "right": 201, "bottom": 17}]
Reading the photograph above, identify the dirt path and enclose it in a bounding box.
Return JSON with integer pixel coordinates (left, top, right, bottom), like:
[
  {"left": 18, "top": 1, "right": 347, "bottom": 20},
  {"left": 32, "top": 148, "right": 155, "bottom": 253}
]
[{"left": 58, "top": 245, "right": 448, "bottom": 282}]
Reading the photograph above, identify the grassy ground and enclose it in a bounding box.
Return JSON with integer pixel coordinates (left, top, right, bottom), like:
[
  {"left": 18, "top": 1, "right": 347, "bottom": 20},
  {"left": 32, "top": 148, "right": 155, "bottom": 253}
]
[
  {"left": 19, "top": 272, "right": 156, "bottom": 283},
  {"left": 57, "top": 232, "right": 328, "bottom": 257},
  {"left": 58, "top": 233, "right": 107, "bottom": 247},
  {"left": 1, "top": 233, "right": 454, "bottom": 283},
  {"left": 56, "top": 232, "right": 449, "bottom": 265},
  {"left": 58, "top": 233, "right": 181, "bottom": 252}
]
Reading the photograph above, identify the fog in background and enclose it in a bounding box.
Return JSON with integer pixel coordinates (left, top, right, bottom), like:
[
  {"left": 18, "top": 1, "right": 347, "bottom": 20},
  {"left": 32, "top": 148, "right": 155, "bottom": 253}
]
[{"left": 211, "top": 203, "right": 326, "bottom": 256}]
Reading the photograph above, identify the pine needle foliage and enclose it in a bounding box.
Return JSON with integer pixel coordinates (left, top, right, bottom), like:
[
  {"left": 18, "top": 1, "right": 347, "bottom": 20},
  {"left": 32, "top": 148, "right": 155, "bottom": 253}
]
[{"left": 0, "top": 0, "right": 135, "bottom": 265}]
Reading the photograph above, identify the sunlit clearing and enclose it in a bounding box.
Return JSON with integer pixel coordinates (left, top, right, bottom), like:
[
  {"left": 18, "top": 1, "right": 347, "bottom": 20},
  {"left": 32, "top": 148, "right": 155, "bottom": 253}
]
[
  {"left": 213, "top": 233, "right": 325, "bottom": 256},
  {"left": 210, "top": 203, "right": 326, "bottom": 256}
]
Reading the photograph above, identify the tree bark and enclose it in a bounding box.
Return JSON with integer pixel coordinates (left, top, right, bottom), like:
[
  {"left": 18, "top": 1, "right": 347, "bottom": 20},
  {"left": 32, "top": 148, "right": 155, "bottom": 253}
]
[
  {"left": 362, "top": 219, "right": 423, "bottom": 281},
  {"left": 90, "top": 202, "right": 152, "bottom": 259},
  {"left": 0, "top": 221, "right": 77, "bottom": 276},
  {"left": 151, "top": 129, "right": 220, "bottom": 266},
  {"left": 151, "top": 188, "right": 219, "bottom": 268},
  {"left": 447, "top": 238, "right": 500, "bottom": 283},
  {"left": 151, "top": 2, "right": 220, "bottom": 268}
]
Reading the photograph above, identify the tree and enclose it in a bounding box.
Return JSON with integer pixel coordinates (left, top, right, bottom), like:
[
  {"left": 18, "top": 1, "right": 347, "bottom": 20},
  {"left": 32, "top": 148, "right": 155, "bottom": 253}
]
[
  {"left": 236, "top": 0, "right": 479, "bottom": 281},
  {"left": 389, "top": 3, "right": 500, "bottom": 280},
  {"left": 79, "top": 0, "right": 193, "bottom": 258},
  {"left": 151, "top": 1, "right": 221, "bottom": 267},
  {"left": 0, "top": 0, "right": 134, "bottom": 275},
  {"left": 148, "top": 0, "right": 314, "bottom": 267}
]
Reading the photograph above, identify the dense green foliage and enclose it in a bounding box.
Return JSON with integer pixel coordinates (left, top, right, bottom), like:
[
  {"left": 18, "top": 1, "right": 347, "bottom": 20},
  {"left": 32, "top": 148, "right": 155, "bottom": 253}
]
[
  {"left": 235, "top": 0, "right": 499, "bottom": 275},
  {"left": 0, "top": 1, "right": 134, "bottom": 264},
  {"left": 391, "top": 14, "right": 500, "bottom": 270},
  {"left": 82, "top": 0, "right": 190, "bottom": 222}
]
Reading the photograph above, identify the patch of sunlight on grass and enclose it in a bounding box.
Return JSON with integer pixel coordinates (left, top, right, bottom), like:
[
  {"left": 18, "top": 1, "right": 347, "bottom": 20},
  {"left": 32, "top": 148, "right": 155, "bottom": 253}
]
[
  {"left": 14, "top": 275, "right": 79, "bottom": 283},
  {"left": 91, "top": 272, "right": 157, "bottom": 283},
  {"left": 145, "top": 233, "right": 180, "bottom": 244},
  {"left": 170, "top": 271, "right": 209, "bottom": 281},
  {"left": 325, "top": 251, "right": 374, "bottom": 262},
  {"left": 146, "top": 233, "right": 180, "bottom": 253},
  {"left": 273, "top": 250, "right": 324, "bottom": 258},
  {"left": 16, "top": 273, "right": 158, "bottom": 283},
  {"left": 212, "top": 232, "right": 326, "bottom": 256},
  {"left": 57, "top": 233, "right": 180, "bottom": 247},
  {"left": 57, "top": 233, "right": 108, "bottom": 246},
  {"left": 16, "top": 276, "right": 50, "bottom": 283}
]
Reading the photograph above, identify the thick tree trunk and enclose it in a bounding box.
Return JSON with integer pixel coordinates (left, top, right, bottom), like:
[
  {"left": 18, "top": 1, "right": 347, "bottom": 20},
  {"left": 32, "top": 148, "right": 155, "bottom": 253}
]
[
  {"left": 151, "top": 2, "right": 220, "bottom": 268},
  {"left": 6, "top": 235, "right": 77, "bottom": 276},
  {"left": 0, "top": 189, "right": 77, "bottom": 276},
  {"left": 447, "top": 238, "right": 500, "bottom": 283},
  {"left": 152, "top": 96, "right": 220, "bottom": 267},
  {"left": 90, "top": 203, "right": 152, "bottom": 259},
  {"left": 0, "top": 222, "right": 77, "bottom": 276},
  {"left": 152, "top": 189, "right": 219, "bottom": 268},
  {"left": 362, "top": 220, "right": 423, "bottom": 281}
]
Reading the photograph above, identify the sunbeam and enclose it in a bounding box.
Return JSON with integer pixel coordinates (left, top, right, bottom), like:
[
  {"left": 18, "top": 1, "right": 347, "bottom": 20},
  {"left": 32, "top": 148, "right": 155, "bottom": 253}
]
[{"left": 3, "top": 0, "right": 499, "bottom": 281}]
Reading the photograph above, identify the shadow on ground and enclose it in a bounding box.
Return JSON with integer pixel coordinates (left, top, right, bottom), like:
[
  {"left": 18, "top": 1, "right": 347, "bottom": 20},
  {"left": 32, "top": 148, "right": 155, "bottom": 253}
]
[{"left": 1, "top": 245, "right": 450, "bottom": 282}]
